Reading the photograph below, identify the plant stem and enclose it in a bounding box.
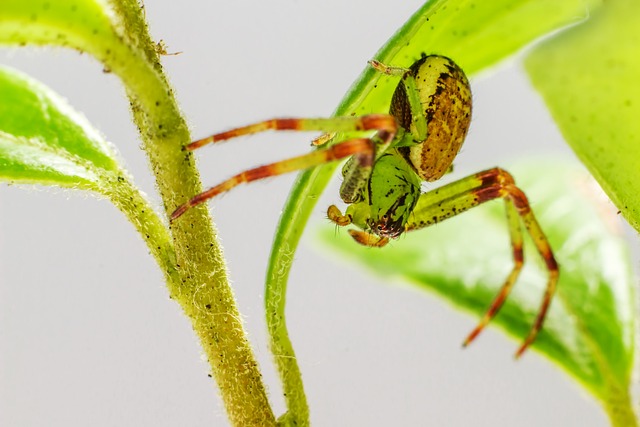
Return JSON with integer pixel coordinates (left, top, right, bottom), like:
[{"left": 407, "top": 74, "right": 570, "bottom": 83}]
[
  {"left": 102, "top": 172, "right": 179, "bottom": 286},
  {"left": 266, "top": 170, "right": 337, "bottom": 426},
  {"left": 605, "top": 387, "right": 638, "bottom": 427},
  {"left": 104, "top": 2, "right": 277, "bottom": 425},
  {"left": 1, "top": 0, "right": 277, "bottom": 422}
]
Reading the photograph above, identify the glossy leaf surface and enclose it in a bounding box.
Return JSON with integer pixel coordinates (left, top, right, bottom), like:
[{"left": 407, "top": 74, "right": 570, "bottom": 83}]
[
  {"left": 316, "top": 162, "right": 636, "bottom": 423},
  {"left": 526, "top": 0, "right": 640, "bottom": 234},
  {"left": 0, "top": 66, "right": 121, "bottom": 190}
]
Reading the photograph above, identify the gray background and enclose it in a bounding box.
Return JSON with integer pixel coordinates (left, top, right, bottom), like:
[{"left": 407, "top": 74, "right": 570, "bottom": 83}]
[{"left": 0, "top": 0, "right": 630, "bottom": 426}]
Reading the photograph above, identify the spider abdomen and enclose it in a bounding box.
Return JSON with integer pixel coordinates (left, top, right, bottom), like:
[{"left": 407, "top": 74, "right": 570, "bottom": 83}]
[{"left": 391, "top": 55, "right": 472, "bottom": 182}]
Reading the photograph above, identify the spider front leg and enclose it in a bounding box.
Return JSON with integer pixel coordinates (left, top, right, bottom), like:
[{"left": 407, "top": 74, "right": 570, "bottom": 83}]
[
  {"left": 186, "top": 114, "right": 396, "bottom": 150},
  {"left": 171, "top": 115, "right": 398, "bottom": 220},
  {"left": 405, "top": 168, "right": 558, "bottom": 357}
]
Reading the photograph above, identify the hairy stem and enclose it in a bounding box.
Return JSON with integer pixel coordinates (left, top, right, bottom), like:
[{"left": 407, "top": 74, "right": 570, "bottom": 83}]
[
  {"left": 0, "top": 0, "right": 277, "bottom": 422},
  {"left": 104, "top": 1, "right": 277, "bottom": 425}
]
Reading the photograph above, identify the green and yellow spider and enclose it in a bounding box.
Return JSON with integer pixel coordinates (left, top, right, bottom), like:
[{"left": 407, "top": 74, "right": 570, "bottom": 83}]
[{"left": 171, "top": 54, "right": 558, "bottom": 357}]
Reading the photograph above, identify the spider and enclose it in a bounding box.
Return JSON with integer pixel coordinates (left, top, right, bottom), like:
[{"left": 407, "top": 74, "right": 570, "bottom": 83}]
[{"left": 171, "top": 54, "right": 558, "bottom": 357}]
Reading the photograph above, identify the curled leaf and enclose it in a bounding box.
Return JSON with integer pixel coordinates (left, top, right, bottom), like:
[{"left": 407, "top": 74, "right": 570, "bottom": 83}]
[{"left": 265, "top": 0, "right": 604, "bottom": 421}]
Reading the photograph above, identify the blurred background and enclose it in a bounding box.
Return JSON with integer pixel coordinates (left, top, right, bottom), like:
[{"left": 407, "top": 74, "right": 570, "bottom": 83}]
[{"left": 0, "top": 1, "right": 631, "bottom": 425}]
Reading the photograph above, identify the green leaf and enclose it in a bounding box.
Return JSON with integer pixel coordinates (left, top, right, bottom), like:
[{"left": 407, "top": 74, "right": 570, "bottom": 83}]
[
  {"left": 315, "top": 162, "right": 636, "bottom": 425},
  {"left": 0, "top": 0, "right": 118, "bottom": 53},
  {"left": 0, "top": 66, "right": 120, "bottom": 189},
  {"left": 0, "top": 0, "right": 169, "bottom": 124},
  {"left": 264, "top": 0, "right": 604, "bottom": 422},
  {"left": 525, "top": 0, "right": 640, "bottom": 235},
  {"left": 345, "top": 0, "right": 602, "bottom": 119},
  {"left": 0, "top": 65, "right": 179, "bottom": 308}
]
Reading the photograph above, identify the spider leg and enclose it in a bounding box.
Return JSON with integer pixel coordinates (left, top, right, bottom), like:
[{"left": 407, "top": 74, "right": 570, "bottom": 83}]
[
  {"left": 171, "top": 138, "right": 376, "bottom": 221},
  {"left": 405, "top": 167, "right": 558, "bottom": 357},
  {"left": 174, "top": 114, "right": 400, "bottom": 220},
  {"left": 311, "top": 132, "right": 337, "bottom": 147},
  {"left": 462, "top": 200, "right": 524, "bottom": 349},
  {"left": 327, "top": 205, "right": 352, "bottom": 226},
  {"left": 187, "top": 114, "right": 397, "bottom": 150},
  {"left": 348, "top": 229, "right": 390, "bottom": 247},
  {"left": 327, "top": 205, "right": 389, "bottom": 247},
  {"left": 369, "top": 59, "right": 411, "bottom": 76},
  {"left": 369, "top": 60, "right": 427, "bottom": 141}
]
